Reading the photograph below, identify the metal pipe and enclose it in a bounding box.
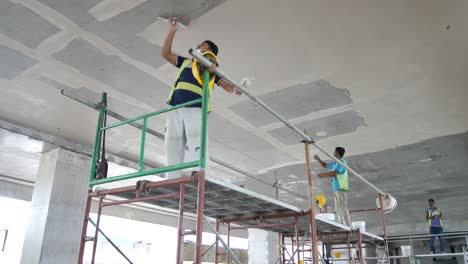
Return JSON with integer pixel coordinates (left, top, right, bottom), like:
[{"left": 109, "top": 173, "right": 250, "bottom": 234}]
[
  {"left": 357, "top": 228, "right": 364, "bottom": 264},
  {"left": 227, "top": 222, "right": 231, "bottom": 264},
  {"left": 229, "top": 222, "right": 296, "bottom": 231},
  {"left": 101, "top": 192, "right": 180, "bottom": 207},
  {"left": 349, "top": 208, "right": 381, "bottom": 213},
  {"left": 347, "top": 232, "right": 352, "bottom": 264},
  {"left": 204, "top": 216, "right": 242, "bottom": 264},
  {"left": 202, "top": 242, "right": 217, "bottom": 259},
  {"left": 176, "top": 184, "right": 185, "bottom": 264},
  {"left": 91, "top": 196, "right": 104, "bottom": 264},
  {"left": 93, "top": 176, "right": 194, "bottom": 196},
  {"left": 415, "top": 253, "right": 465, "bottom": 257},
  {"left": 88, "top": 218, "right": 134, "bottom": 264},
  {"left": 138, "top": 117, "right": 147, "bottom": 171},
  {"left": 462, "top": 246, "right": 467, "bottom": 264},
  {"left": 89, "top": 93, "right": 106, "bottom": 184},
  {"left": 78, "top": 191, "right": 93, "bottom": 264},
  {"left": 379, "top": 194, "right": 390, "bottom": 264},
  {"left": 183, "top": 230, "right": 196, "bottom": 236},
  {"left": 223, "top": 211, "right": 302, "bottom": 223},
  {"left": 90, "top": 161, "right": 199, "bottom": 186},
  {"left": 304, "top": 141, "right": 319, "bottom": 264},
  {"left": 101, "top": 98, "right": 202, "bottom": 131},
  {"left": 295, "top": 217, "right": 300, "bottom": 264},
  {"left": 409, "top": 236, "right": 414, "bottom": 264},
  {"left": 388, "top": 231, "right": 468, "bottom": 240},
  {"left": 199, "top": 70, "right": 209, "bottom": 169},
  {"left": 195, "top": 171, "right": 206, "bottom": 264},
  {"left": 281, "top": 234, "right": 286, "bottom": 264},
  {"left": 189, "top": 49, "right": 386, "bottom": 196},
  {"left": 215, "top": 220, "right": 220, "bottom": 264}
]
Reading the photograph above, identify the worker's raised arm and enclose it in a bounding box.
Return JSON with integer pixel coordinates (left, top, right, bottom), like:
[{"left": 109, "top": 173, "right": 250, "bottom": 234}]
[
  {"left": 218, "top": 79, "right": 242, "bottom": 95},
  {"left": 161, "top": 19, "right": 178, "bottom": 65},
  {"left": 314, "top": 154, "right": 327, "bottom": 168}
]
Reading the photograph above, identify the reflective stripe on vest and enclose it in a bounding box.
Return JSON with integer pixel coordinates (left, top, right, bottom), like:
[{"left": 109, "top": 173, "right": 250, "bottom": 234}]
[
  {"left": 166, "top": 59, "right": 213, "bottom": 111},
  {"left": 333, "top": 160, "right": 349, "bottom": 191},
  {"left": 427, "top": 208, "right": 443, "bottom": 227}
]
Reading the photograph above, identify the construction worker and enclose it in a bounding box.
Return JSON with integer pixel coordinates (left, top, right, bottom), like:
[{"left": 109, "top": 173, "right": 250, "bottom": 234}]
[
  {"left": 427, "top": 198, "right": 446, "bottom": 254},
  {"left": 314, "top": 147, "right": 351, "bottom": 227},
  {"left": 161, "top": 18, "right": 242, "bottom": 179}
]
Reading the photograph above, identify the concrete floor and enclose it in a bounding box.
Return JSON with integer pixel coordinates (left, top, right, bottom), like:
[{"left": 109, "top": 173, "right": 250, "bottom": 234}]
[{"left": 0, "top": 0, "right": 467, "bottom": 240}]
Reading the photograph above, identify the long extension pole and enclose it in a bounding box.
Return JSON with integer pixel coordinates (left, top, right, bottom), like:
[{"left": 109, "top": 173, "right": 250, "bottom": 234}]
[{"left": 189, "top": 49, "right": 386, "bottom": 196}]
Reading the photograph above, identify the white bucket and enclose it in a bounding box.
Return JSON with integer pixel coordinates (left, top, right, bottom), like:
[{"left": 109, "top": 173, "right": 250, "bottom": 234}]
[
  {"left": 352, "top": 221, "right": 366, "bottom": 232},
  {"left": 376, "top": 194, "right": 397, "bottom": 213},
  {"left": 317, "top": 213, "right": 335, "bottom": 221}
]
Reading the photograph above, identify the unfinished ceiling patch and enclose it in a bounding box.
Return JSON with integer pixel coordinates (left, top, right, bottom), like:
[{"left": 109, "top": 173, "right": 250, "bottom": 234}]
[
  {"left": 52, "top": 38, "right": 169, "bottom": 109},
  {"left": 267, "top": 110, "right": 366, "bottom": 145},
  {"left": 40, "top": 0, "right": 226, "bottom": 69},
  {"left": 208, "top": 114, "right": 296, "bottom": 172},
  {"left": 0, "top": 46, "right": 38, "bottom": 79},
  {"left": 0, "top": 1, "right": 60, "bottom": 48},
  {"left": 229, "top": 80, "right": 352, "bottom": 127}
]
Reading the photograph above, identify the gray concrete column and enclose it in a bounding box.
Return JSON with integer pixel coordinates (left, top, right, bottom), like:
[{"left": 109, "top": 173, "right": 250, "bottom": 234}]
[
  {"left": 248, "top": 229, "right": 279, "bottom": 264},
  {"left": 21, "top": 148, "right": 90, "bottom": 264}
]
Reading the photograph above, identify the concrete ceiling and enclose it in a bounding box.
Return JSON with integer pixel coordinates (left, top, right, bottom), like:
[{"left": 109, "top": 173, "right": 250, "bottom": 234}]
[{"left": 0, "top": 0, "right": 468, "bottom": 235}]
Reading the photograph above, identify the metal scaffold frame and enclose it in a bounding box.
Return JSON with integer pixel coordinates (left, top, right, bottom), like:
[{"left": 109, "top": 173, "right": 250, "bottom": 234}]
[{"left": 77, "top": 49, "right": 392, "bottom": 264}]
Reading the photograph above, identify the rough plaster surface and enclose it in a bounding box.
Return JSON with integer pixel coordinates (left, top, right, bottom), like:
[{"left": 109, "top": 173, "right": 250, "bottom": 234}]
[
  {"left": 53, "top": 38, "right": 170, "bottom": 108},
  {"left": 0, "top": 1, "right": 60, "bottom": 48},
  {"left": 40, "top": 0, "right": 225, "bottom": 68},
  {"left": 0, "top": 46, "right": 38, "bottom": 79},
  {"left": 229, "top": 80, "right": 352, "bottom": 127},
  {"left": 268, "top": 110, "right": 366, "bottom": 145},
  {"left": 236, "top": 131, "right": 468, "bottom": 235},
  {"left": 209, "top": 113, "right": 295, "bottom": 171}
]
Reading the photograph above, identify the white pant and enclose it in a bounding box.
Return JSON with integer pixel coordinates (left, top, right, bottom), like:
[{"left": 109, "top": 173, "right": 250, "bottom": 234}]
[{"left": 165, "top": 107, "right": 208, "bottom": 179}]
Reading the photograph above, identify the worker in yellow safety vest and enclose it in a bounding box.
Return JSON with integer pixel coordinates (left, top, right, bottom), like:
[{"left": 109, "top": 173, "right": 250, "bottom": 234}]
[
  {"left": 426, "top": 198, "right": 445, "bottom": 254},
  {"left": 160, "top": 18, "right": 245, "bottom": 179},
  {"left": 314, "top": 147, "right": 351, "bottom": 227}
]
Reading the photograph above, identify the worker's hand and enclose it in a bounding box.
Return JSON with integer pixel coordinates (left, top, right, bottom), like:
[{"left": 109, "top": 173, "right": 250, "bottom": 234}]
[
  {"left": 317, "top": 173, "right": 323, "bottom": 178},
  {"left": 169, "top": 18, "right": 179, "bottom": 32},
  {"left": 314, "top": 154, "right": 320, "bottom": 160},
  {"left": 208, "top": 63, "right": 217, "bottom": 73},
  {"left": 234, "top": 88, "right": 242, "bottom": 95}
]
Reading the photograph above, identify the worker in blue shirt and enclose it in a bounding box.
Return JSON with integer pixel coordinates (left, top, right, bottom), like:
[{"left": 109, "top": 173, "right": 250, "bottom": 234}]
[
  {"left": 315, "top": 147, "right": 351, "bottom": 226},
  {"left": 161, "top": 18, "right": 243, "bottom": 179}
]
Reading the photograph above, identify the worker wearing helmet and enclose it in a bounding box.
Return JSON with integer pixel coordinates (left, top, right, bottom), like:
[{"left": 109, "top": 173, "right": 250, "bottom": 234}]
[{"left": 161, "top": 18, "right": 242, "bottom": 179}]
